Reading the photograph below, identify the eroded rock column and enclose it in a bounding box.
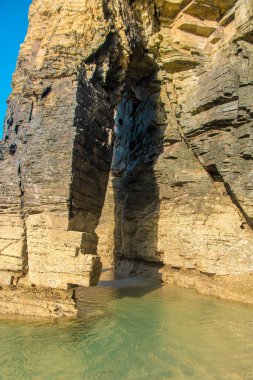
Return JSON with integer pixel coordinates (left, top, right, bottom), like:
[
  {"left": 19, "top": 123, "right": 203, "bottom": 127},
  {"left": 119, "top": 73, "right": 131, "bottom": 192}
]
[{"left": 0, "top": 0, "right": 129, "bottom": 299}]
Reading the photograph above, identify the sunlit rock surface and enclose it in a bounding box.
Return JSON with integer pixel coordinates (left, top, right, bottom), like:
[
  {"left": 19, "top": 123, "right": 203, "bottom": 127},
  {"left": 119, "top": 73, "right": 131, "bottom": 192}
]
[{"left": 0, "top": 0, "right": 253, "bottom": 315}]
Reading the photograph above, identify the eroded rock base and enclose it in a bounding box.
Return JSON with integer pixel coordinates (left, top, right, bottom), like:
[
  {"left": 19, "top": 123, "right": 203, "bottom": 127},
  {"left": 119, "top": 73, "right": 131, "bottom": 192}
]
[
  {"left": 163, "top": 269, "right": 253, "bottom": 305},
  {"left": 116, "top": 259, "right": 253, "bottom": 305},
  {"left": 0, "top": 286, "right": 77, "bottom": 318}
]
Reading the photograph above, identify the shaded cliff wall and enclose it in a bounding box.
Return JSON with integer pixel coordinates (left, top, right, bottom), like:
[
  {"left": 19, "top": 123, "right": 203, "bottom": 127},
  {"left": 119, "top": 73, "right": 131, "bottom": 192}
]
[{"left": 97, "top": 0, "right": 253, "bottom": 278}]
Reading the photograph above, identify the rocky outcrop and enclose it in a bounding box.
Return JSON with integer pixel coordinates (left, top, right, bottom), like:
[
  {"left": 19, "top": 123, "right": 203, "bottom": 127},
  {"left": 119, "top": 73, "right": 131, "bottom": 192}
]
[
  {"left": 97, "top": 0, "right": 253, "bottom": 300},
  {"left": 0, "top": 286, "right": 76, "bottom": 317},
  {"left": 1, "top": 0, "right": 253, "bottom": 314},
  {"left": 0, "top": 0, "right": 120, "bottom": 314}
]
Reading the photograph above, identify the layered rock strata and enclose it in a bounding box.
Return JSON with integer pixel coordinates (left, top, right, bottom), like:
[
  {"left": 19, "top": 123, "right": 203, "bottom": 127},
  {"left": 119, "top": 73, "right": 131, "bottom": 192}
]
[
  {"left": 97, "top": 0, "right": 253, "bottom": 302},
  {"left": 0, "top": 0, "right": 253, "bottom": 314},
  {"left": 0, "top": 0, "right": 122, "bottom": 314}
]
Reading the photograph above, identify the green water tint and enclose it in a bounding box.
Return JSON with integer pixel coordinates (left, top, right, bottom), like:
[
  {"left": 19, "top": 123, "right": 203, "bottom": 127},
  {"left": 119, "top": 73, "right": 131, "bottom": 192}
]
[{"left": 0, "top": 274, "right": 253, "bottom": 380}]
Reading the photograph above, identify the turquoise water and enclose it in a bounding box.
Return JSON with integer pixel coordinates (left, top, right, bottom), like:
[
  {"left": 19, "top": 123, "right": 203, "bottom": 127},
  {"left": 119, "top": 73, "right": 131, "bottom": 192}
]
[{"left": 0, "top": 274, "right": 253, "bottom": 380}]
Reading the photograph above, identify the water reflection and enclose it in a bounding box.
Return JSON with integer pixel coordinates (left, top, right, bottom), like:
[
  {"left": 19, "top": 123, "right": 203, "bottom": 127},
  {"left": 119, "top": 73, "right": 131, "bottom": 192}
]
[{"left": 0, "top": 274, "right": 253, "bottom": 379}]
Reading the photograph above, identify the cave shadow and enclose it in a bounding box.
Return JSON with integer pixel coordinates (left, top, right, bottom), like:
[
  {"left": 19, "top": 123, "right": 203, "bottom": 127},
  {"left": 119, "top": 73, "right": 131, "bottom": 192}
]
[
  {"left": 68, "top": 67, "right": 114, "bottom": 240},
  {"left": 68, "top": 43, "right": 167, "bottom": 300},
  {"left": 110, "top": 54, "right": 167, "bottom": 296}
]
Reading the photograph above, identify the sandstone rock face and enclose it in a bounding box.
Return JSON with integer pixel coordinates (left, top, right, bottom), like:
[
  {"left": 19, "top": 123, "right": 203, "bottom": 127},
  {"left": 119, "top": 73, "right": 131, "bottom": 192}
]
[
  {"left": 96, "top": 0, "right": 253, "bottom": 292},
  {"left": 0, "top": 0, "right": 120, "bottom": 298},
  {"left": 1, "top": 0, "right": 253, "bottom": 313}
]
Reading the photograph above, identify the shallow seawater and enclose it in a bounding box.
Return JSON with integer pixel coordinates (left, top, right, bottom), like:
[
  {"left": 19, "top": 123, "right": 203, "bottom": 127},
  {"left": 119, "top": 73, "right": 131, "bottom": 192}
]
[{"left": 0, "top": 272, "right": 253, "bottom": 380}]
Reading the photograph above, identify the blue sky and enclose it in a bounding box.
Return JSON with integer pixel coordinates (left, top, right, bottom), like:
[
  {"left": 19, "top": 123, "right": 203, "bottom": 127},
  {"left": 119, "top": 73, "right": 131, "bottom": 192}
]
[{"left": 0, "top": 0, "right": 31, "bottom": 138}]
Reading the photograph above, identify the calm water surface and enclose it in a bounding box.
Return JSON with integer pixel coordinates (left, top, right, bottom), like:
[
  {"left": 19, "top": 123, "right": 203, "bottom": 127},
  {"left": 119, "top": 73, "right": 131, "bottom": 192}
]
[{"left": 0, "top": 272, "right": 253, "bottom": 380}]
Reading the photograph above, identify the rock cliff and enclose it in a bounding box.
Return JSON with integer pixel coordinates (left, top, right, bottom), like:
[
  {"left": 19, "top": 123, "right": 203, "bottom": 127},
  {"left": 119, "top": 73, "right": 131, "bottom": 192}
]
[{"left": 1, "top": 0, "right": 253, "bottom": 315}]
